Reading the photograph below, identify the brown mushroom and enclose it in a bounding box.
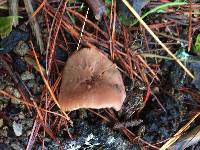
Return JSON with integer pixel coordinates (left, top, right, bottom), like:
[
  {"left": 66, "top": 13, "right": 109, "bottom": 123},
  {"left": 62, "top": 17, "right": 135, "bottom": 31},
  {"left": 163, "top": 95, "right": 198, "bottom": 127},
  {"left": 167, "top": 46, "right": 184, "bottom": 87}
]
[{"left": 58, "top": 48, "right": 126, "bottom": 111}]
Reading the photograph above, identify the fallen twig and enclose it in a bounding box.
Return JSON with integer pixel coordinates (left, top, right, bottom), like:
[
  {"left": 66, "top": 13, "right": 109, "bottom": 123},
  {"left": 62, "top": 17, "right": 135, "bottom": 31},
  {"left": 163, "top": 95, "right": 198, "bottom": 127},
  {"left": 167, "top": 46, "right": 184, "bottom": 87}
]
[
  {"left": 8, "top": 0, "right": 19, "bottom": 26},
  {"left": 24, "top": 0, "right": 45, "bottom": 54}
]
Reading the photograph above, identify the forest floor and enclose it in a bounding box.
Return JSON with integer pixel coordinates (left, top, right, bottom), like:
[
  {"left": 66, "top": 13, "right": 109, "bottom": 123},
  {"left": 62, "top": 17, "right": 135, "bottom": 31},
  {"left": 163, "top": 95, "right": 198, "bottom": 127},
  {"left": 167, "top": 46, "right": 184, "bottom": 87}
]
[{"left": 0, "top": 0, "right": 200, "bottom": 150}]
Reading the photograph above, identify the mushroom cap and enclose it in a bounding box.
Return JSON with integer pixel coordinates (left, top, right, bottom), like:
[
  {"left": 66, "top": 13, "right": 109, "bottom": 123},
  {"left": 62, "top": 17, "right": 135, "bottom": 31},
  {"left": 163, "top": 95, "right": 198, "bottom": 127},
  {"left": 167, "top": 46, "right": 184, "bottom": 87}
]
[{"left": 58, "top": 48, "right": 126, "bottom": 111}]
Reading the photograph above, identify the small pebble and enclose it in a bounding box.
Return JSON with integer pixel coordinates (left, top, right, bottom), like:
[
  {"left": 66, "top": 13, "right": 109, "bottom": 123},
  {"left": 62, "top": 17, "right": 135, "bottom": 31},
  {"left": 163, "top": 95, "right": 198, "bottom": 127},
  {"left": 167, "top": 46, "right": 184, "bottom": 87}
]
[
  {"left": 11, "top": 142, "right": 23, "bottom": 150},
  {"left": 21, "top": 71, "right": 35, "bottom": 81},
  {"left": 0, "top": 143, "right": 11, "bottom": 150},
  {"left": 44, "top": 137, "right": 51, "bottom": 142},
  {"left": 0, "top": 126, "right": 8, "bottom": 137},
  {"left": 27, "top": 79, "right": 35, "bottom": 88},
  {"left": 0, "top": 102, "right": 7, "bottom": 112},
  {"left": 27, "top": 80, "right": 42, "bottom": 94},
  {"left": 12, "top": 121, "right": 22, "bottom": 136},
  {"left": 13, "top": 89, "right": 21, "bottom": 98},
  {"left": 13, "top": 58, "right": 27, "bottom": 73},
  {"left": 4, "top": 85, "right": 14, "bottom": 95},
  {"left": 0, "top": 80, "right": 6, "bottom": 90},
  {"left": 4, "top": 85, "right": 21, "bottom": 104},
  {"left": 11, "top": 98, "right": 21, "bottom": 105},
  {"left": 18, "top": 112, "right": 25, "bottom": 119},
  {"left": 0, "top": 119, "right": 3, "bottom": 128},
  {"left": 33, "top": 84, "right": 42, "bottom": 95},
  {"left": 14, "top": 41, "right": 29, "bottom": 56},
  {"left": 26, "top": 130, "right": 31, "bottom": 136}
]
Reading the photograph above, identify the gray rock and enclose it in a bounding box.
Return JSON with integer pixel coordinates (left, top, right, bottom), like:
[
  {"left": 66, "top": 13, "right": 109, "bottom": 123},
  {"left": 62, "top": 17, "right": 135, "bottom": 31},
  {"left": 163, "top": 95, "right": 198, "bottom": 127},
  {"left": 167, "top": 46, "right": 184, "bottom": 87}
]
[
  {"left": 0, "top": 143, "right": 11, "bottom": 150},
  {"left": 0, "top": 119, "right": 3, "bottom": 128},
  {"left": 12, "top": 121, "right": 23, "bottom": 136},
  {"left": 14, "top": 41, "right": 29, "bottom": 56},
  {"left": 4, "top": 85, "right": 14, "bottom": 95},
  {"left": 13, "top": 89, "right": 21, "bottom": 98},
  {"left": 21, "top": 71, "right": 35, "bottom": 81},
  {"left": 4, "top": 86, "right": 20, "bottom": 104},
  {"left": 11, "top": 142, "right": 23, "bottom": 150},
  {"left": 0, "top": 126, "right": 8, "bottom": 137}
]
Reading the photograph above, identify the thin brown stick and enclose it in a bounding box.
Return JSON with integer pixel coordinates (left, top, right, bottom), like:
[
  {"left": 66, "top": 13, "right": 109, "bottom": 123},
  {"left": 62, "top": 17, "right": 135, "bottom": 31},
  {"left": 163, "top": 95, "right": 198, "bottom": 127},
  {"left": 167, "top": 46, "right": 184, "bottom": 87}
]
[
  {"left": 188, "top": 0, "right": 193, "bottom": 51},
  {"left": 8, "top": 0, "right": 18, "bottom": 26},
  {"left": 111, "top": 0, "right": 116, "bottom": 59},
  {"left": 47, "top": 0, "right": 68, "bottom": 74},
  {"left": 24, "top": 0, "right": 45, "bottom": 53}
]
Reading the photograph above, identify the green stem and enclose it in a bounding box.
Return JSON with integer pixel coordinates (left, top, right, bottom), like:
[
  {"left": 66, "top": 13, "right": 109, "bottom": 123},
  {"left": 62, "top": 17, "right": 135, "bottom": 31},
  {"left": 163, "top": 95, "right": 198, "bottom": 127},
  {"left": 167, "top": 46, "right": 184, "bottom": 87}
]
[{"left": 132, "top": 2, "right": 187, "bottom": 26}]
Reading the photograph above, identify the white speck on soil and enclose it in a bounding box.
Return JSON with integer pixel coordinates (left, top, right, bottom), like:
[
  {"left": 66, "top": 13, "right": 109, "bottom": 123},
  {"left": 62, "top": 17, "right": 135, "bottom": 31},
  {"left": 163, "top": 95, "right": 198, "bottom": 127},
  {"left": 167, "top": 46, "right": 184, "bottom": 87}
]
[
  {"left": 13, "top": 89, "right": 21, "bottom": 98},
  {"left": 107, "top": 136, "right": 115, "bottom": 144},
  {"left": 12, "top": 121, "right": 23, "bottom": 136},
  {"left": 85, "top": 133, "right": 95, "bottom": 145},
  {"left": 65, "top": 141, "right": 81, "bottom": 150}
]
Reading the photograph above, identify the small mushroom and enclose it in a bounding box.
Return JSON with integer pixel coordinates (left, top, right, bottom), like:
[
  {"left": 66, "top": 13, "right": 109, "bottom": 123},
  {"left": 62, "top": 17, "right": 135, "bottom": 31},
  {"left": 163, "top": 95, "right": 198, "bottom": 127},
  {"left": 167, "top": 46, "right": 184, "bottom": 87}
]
[{"left": 58, "top": 48, "right": 126, "bottom": 111}]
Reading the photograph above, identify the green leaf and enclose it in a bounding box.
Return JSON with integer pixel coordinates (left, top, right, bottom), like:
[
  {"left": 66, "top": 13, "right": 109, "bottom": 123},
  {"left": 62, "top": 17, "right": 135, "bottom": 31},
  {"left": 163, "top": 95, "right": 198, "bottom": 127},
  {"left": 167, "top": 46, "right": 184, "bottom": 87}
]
[
  {"left": 119, "top": 14, "right": 135, "bottom": 26},
  {"left": 68, "top": 0, "right": 75, "bottom": 4},
  {"left": 105, "top": 0, "right": 112, "bottom": 6},
  {"left": 131, "top": 2, "right": 187, "bottom": 26},
  {"left": 0, "top": 16, "right": 16, "bottom": 38},
  {"left": 195, "top": 34, "right": 200, "bottom": 53},
  {"left": 105, "top": 7, "right": 111, "bottom": 16},
  {"left": 77, "top": 3, "right": 84, "bottom": 12}
]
